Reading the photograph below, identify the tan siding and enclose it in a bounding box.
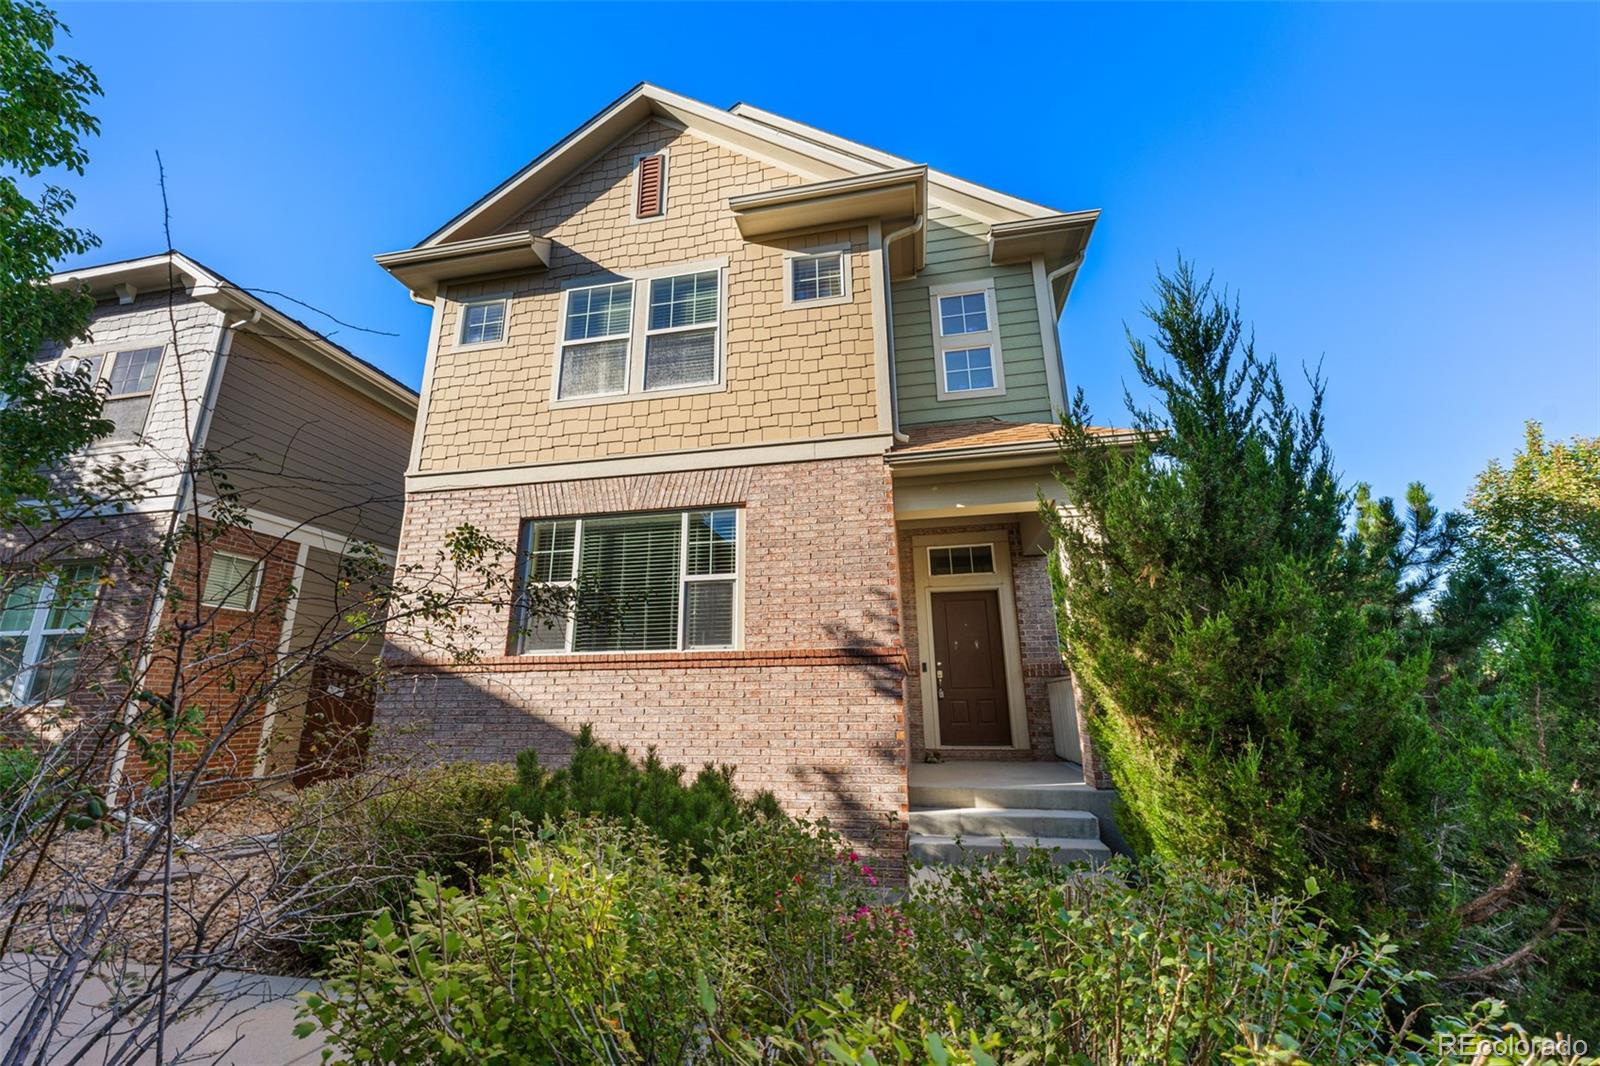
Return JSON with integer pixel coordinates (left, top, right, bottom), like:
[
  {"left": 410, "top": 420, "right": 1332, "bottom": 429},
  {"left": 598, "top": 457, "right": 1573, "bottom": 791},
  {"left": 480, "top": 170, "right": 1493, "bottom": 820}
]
[
  {"left": 206, "top": 333, "right": 413, "bottom": 546},
  {"left": 416, "top": 120, "right": 882, "bottom": 474}
]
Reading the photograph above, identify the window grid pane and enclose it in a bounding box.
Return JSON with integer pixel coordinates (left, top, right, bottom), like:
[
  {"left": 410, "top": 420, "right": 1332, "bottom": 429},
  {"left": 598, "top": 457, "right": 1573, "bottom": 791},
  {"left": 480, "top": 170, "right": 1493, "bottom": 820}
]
[
  {"left": 461, "top": 302, "right": 506, "bottom": 345},
  {"left": 106, "top": 348, "right": 162, "bottom": 396},
  {"left": 929, "top": 545, "right": 995, "bottom": 576},
  {"left": 938, "top": 292, "right": 989, "bottom": 336},
  {"left": 565, "top": 284, "right": 633, "bottom": 341},
  {"left": 686, "top": 509, "right": 737, "bottom": 576},
  {"left": 943, "top": 347, "right": 994, "bottom": 393},
  {"left": 791, "top": 253, "right": 843, "bottom": 303},
  {"left": 527, "top": 520, "right": 576, "bottom": 583},
  {"left": 648, "top": 272, "right": 718, "bottom": 330}
]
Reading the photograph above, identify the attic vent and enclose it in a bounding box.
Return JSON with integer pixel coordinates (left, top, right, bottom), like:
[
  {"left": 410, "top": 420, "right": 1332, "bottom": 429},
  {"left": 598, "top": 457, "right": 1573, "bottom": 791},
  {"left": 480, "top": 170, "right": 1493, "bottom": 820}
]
[{"left": 635, "top": 153, "right": 666, "bottom": 219}]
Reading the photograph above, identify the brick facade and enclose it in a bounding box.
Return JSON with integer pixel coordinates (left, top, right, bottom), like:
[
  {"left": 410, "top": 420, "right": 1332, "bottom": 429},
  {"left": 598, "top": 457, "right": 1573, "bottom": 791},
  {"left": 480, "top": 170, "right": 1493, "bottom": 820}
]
[{"left": 376, "top": 455, "right": 911, "bottom": 875}]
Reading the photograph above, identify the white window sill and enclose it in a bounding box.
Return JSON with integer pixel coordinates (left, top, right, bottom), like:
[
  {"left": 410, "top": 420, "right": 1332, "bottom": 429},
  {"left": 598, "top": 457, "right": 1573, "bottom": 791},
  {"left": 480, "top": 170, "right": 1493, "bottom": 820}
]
[
  {"left": 549, "top": 379, "right": 727, "bottom": 411},
  {"left": 935, "top": 387, "right": 1007, "bottom": 402}
]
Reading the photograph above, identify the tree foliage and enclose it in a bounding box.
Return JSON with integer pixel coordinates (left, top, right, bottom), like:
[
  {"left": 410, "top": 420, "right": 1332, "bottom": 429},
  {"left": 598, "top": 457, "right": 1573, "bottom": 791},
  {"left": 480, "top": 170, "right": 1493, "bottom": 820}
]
[
  {"left": 0, "top": 0, "right": 107, "bottom": 520},
  {"left": 1044, "top": 262, "right": 1441, "bottom": 924}
]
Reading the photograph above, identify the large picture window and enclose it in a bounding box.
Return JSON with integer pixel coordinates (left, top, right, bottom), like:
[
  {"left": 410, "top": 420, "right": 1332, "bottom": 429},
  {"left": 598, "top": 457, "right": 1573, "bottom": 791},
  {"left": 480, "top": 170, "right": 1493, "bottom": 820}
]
[
  {"left": 555, "top": 266, "right": 723, "bottom": 403},
  {"left": 0, "top": 563, "right": 97, "bottom": 705},
  {"left": 515, "top": 508, "right": 739, "bottom": 653}
]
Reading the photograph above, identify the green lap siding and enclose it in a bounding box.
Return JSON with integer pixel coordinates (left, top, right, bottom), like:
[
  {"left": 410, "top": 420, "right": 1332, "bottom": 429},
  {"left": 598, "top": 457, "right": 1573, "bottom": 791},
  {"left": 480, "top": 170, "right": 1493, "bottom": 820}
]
[{"left": 893, "top": 206, "right": 1056, "bottom": 427}]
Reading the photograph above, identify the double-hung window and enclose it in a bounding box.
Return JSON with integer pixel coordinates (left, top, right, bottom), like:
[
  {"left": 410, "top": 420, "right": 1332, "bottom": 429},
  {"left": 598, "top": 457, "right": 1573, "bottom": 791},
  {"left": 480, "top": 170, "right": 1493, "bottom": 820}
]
[
  {"left": 60, "top": 346, "right": 164, "bottom": 441},
  {"left": 0, "top": 563, "right": 97, "bottom": 705},
  {"left": 930, "top": 282, "right": 1004, "bottom": 400},
  {"left": 555, "top": 266, "right": 723, "bottom": 402},
  {"left": 515, "top": 508, "right": 739, "bottom": 653}
]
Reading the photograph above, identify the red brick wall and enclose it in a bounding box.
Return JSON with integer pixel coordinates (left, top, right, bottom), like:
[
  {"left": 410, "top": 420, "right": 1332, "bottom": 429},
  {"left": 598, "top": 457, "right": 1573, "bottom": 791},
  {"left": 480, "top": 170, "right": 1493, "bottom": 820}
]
[{"left": 378, "top": 456, "right": 911, "bottom": 875}]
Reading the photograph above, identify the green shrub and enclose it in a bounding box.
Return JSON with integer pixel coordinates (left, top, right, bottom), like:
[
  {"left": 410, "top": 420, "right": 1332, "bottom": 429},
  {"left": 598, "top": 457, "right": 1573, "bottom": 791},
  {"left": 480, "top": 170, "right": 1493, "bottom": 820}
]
[
  {"left": 300, "top": 821, "right": 750, "bottom": 1063},
  {"left": 277, "top": 761, "right": 513, "bottom": 962},
  {"left": 301, "top": 818, "right": 1583, "bottom": 1064},
  {"left": 507, "top": 725, "right": 779, "bottom": 864}
]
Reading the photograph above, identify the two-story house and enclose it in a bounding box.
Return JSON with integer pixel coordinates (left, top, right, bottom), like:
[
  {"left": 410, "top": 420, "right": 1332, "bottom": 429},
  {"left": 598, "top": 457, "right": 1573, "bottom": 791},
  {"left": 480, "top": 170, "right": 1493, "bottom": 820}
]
[
  {"left": 373, "top": 85, "right": 1120, "bottom": 874},
  {"left": 5, "top": 251, "right": 416, "bottom": 792}
]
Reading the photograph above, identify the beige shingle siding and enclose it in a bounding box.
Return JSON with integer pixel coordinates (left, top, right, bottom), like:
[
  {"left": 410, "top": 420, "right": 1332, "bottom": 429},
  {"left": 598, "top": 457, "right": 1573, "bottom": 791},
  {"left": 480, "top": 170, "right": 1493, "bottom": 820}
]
[
  {"left": 206, "top": 332, "right": 413, "bottom": 545},
  {"left": 416, "top": 120, "right": 883, "bottom": 474},
  {"left": 892, "top": 206, "right": 1053, "bottom": 427}
]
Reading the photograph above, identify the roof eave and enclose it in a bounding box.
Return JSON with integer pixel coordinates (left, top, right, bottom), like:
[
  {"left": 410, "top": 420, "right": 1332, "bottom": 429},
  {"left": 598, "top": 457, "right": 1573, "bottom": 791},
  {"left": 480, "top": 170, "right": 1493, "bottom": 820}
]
[{"left": 375, "top": 230, "right": 553, "bottom": 301}]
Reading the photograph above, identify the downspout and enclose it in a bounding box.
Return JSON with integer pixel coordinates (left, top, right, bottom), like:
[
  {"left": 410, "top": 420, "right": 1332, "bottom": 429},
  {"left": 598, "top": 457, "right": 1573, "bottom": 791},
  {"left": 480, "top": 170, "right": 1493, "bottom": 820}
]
[
  {"left": 1043, "top": 254, "right": 1085, "bottom": 411},
  {"left": 881, "top": 214, "right": 923, "bottom": 443}
]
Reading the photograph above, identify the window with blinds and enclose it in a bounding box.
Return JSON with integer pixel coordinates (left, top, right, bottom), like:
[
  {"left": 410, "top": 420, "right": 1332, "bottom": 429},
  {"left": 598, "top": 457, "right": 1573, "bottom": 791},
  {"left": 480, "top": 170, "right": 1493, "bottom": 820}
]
[
  {"left": 556, "top": 269, "right": 721, "bottom": 401},
  {"left": 515, "top": 508, "right": 739, "bottom": 654},
  {"left": 201, "top": 551, "right": 262, "bottom": 611}
]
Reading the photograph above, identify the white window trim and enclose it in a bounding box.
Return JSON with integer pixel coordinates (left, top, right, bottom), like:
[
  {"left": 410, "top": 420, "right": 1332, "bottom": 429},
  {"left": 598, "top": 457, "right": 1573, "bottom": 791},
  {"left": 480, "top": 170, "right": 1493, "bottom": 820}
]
[
  {"left": 928, "top": 278, "right": 1006, "bottom": 402},
  {"left": 628, "top": 149, "right": 669, "bottom": 225},
  {"left": 782, "top": 244, "right": 853, "bottom": 309},
  {"left": 1, "top": 567, "right": 96, "bottom": 707},
  {"left": 515, "top": 508, "right": 743, "bottom": 656},
  {"left": 911, "top": 529, "right": 1028, "bottom": 751},
  {"left": 201, "top": 550, "right": 264, "bottom": 612},
  {"left": 549, "top": 259, "right": 728, "bottom": 410},
  {"left": 54, "top": 341, "right": 169, "bottom": 449},
  {"left": 452, "top": 296, "right": 511, "bottom": 352}
]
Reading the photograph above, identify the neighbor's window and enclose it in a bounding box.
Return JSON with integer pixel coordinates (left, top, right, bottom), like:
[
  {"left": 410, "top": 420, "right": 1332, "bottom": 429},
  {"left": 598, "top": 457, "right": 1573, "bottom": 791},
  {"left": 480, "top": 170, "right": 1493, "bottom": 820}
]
[
  {"left": 929, "top": 544, "right": 995, "bottom": 576},
  {"left": 788, "top": 250, "right": 846, "bottom": 305},
  {"left": 556, "top": 268, "right": 722, "bottom": 401},
  {"left": 201, "top": 551, "right": 262, "bottom": 611},
  {"left": 932, "top": 285, "right": 1003, "bottom": 399},
  {"left": 515, "top": 508, "right": 739, "bottom": 653},
  {"left": 459, "top": 299, "right": 507, "bottom": 346},
  {"left": 0, "top": 563, "right": 97, "bottom": 705}
]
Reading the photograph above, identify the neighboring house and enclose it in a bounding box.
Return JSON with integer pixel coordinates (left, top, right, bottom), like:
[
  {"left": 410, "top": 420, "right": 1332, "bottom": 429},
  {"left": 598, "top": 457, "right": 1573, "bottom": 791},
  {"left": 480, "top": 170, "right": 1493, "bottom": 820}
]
[
  {"left": 373, "top": 84, "right": 1119, "bottom": 874},
  {"left": 3, "top": 251, "right": 416, "bottom": 791}
]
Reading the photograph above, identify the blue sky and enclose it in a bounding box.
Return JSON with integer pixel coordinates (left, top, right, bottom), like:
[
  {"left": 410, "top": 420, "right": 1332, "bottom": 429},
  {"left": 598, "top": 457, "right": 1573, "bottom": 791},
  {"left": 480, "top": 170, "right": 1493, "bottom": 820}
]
[{"left": 50, "top": 2, "right": 1599, "bottom": 512}]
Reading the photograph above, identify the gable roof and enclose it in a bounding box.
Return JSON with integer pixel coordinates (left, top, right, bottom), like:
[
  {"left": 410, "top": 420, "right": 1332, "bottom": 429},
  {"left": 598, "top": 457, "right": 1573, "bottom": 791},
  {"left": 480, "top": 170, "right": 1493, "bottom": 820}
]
[
  {"left": 413, "top": 83, "right": 1091, "bottom": 249},
  {"left": 51, "top": 251, "right": 417, "bottom": 418}
]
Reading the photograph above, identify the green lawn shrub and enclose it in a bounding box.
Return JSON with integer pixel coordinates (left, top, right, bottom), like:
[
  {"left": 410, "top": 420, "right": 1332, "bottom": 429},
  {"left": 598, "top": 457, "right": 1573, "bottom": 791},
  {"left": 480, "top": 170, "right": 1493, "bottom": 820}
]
[
  {"left": 507, "top": 724, "right": 780, "bottom": 865},
  {"left": 276, "top": 760, "right": 514, "bottom": 963}
]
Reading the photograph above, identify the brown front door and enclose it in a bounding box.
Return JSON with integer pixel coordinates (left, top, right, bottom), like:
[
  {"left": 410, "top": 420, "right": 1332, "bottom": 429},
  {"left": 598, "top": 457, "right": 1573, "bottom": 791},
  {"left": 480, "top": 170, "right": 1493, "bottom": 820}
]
[
  {"left": 930, "top": 589, "right": 1011, "bottom": 746},
  {"left": 293, "top": 658, "right": 375, "bottom": 788}
]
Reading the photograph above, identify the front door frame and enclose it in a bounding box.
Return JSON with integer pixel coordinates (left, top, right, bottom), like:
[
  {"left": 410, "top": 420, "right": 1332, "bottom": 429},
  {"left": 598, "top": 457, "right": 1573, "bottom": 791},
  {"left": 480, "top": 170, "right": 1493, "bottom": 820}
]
[{"left": 912, "top": 529, "right": 1028, "bottom": 751}]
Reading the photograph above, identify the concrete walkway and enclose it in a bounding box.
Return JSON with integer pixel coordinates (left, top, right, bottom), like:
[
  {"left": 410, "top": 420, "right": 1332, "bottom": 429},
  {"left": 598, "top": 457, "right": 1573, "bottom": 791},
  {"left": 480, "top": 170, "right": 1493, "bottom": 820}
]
[{"left": 0, "top": 954, "right": 325, "bottom": 1065}]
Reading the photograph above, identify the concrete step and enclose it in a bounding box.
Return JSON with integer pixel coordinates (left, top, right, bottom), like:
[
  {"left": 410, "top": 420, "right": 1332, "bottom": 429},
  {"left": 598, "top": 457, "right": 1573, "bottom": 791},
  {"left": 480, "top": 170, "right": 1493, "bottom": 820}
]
[
  {"left": 909, "top": 782, "right": 1113, "bottom": 817},
  {"left": 908, "top": 806, "right": 1100, "bottom": 839},
  {"left": 908, "top": 834, "right": 1111, "bottom": 868}
]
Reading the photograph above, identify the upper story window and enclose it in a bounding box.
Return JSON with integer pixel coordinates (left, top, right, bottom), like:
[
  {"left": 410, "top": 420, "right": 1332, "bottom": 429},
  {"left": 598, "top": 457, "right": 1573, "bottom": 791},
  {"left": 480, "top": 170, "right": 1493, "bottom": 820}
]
[
  {"left": 555, "top": 265, "right": 723, "bottom": 404},
  {"left": 201, "top": 551, "right": 263, "bottom": 612},
  {"left": 0, "top": 562, "right": 97, "bottom": 705},
  {"left": 459, "top": 299, "right": 507, "bottom": 347},
  {"left": 515, "top": 508, "right": 739, "bottom": 654},
  {"left": 929, "top": 281, "right": 1005, "bottom": 401},
  {"left": 786, "top": 248, "right": 850, "bottom": 308},
  {"left": 61, "top": 346, "right": 164, "bottom": 442},
  {"left": 633, "top": 152, "right": 667, "bottom": 220}
]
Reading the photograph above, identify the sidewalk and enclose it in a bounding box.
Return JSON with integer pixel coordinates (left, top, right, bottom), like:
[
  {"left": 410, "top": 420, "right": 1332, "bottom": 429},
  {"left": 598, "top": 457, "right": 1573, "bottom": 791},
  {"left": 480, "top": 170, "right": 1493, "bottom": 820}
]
[{"left": 0, "top": 954, "right": 325, "bottom": 1065}]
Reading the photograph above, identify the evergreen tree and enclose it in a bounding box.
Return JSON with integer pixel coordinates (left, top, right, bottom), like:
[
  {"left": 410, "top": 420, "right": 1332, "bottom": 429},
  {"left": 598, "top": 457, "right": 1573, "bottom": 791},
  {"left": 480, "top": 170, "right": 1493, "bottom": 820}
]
[{"left": 1044, "top": 261, "right": 1439, "bottom": 923}]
